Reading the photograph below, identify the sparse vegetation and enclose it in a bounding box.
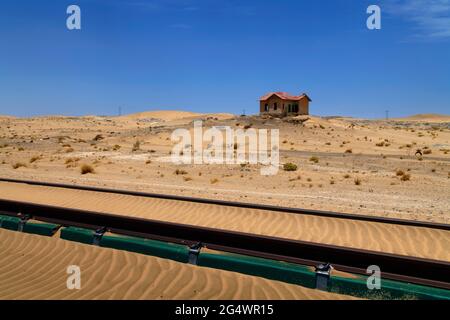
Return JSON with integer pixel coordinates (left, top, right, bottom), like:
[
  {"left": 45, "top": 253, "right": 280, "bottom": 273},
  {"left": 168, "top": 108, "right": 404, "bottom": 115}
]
[
  {"left": 354, "top": 178, "right": 361, "bottom": 185},
  {"left": 210, "top": 178, "right": 219, "bottom": 184}
]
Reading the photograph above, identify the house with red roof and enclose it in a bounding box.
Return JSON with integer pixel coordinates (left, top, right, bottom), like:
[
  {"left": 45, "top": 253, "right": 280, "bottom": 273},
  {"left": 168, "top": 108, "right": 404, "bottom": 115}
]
[{"left": 259, "top": 92, "right": 311, "bottom": 117}]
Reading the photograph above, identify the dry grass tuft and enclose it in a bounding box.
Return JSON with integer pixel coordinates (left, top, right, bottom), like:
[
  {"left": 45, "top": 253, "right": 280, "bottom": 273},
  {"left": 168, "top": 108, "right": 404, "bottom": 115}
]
[{"left": 80, "top": 164, "right": 95, "bottom": 175}]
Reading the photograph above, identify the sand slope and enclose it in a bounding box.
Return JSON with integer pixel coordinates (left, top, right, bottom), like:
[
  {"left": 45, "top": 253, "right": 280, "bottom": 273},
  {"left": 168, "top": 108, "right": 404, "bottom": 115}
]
[
  {"left": 0, "top": 229, "right": 353, "bottom": 300},
  {"left": 394, "top": 114, "right": 450, "bottom": 123},
  {"left": 0, "top": 181, "right": 448, "bottom": 262},
  {"left": 118, "top": 110, "right": 234, "bottom": 121}
]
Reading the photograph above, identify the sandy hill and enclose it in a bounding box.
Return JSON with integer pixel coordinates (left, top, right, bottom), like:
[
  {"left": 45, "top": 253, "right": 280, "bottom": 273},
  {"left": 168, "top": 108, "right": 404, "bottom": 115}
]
[
  {"left": 394, "top": 114, "right": 450, "bottom": 122},
  {"left": 119, "top": 110, "right": 235, "bottom": 122},
  {"left": 0, "top": 115, "right": 15, "bottom": 120}
]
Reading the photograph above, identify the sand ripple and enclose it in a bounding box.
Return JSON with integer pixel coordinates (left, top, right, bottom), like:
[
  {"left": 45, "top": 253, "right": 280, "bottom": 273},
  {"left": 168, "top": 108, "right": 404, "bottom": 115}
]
[{"left": 0, "top": 229, "right": 352, "bottom": 300}]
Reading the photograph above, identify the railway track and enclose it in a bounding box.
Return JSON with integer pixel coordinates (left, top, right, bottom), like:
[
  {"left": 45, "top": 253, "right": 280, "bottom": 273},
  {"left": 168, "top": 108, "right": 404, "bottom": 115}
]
[
  {"left": 0, "top": 177, "right": 449, "bottom": 230},
  {"left": 0, "top": 183, "right": 449, "bottom": 291}
]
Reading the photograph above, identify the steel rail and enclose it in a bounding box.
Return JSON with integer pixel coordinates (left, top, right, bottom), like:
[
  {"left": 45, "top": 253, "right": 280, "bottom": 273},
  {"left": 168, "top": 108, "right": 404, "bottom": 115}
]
[
  {"left": 0, "top": 177, "right": 449, "bottom": 231},
  {"left": 0, "top": 198, "right": 448, "bottom": 290}
]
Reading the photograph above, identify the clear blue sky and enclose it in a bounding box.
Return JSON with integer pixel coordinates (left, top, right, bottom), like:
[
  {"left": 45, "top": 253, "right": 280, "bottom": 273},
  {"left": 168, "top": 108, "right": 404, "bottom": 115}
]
[{"left": 0, "top": 0, "right": 449, "bottom": 118}]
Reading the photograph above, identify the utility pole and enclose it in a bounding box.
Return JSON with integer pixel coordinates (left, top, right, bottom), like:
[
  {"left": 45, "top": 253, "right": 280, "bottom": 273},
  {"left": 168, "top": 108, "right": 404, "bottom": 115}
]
[{"left": 385, "top": 110, "right": 389, "bottom": 120}]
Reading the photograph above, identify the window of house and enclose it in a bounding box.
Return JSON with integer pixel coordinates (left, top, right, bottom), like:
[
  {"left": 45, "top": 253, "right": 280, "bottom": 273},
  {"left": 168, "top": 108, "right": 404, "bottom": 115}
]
[{"left": 264, "top": 104, "right": 269, "bottom": 112}]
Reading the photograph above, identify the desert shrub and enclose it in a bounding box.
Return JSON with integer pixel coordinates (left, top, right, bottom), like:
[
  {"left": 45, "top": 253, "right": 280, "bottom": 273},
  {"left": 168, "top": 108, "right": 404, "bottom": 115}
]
[
  {"left": 93, "top": 134, "right": 104, "bottom": 141},
  {"left": 132, "top": 140, "right": 141, "bottom": 152},
  {"left": 65, "top": 147, "right": 74, "bottom": 153},
  {"left": 210, "top": 178, "right": 219, "bottom": 184},
  {"left": 309, "top": 156, "right": 319, "bottom": 163},
  {"left": 183, "top": 176, "right": 193, "bottom": 182},
  {"left": 283, "top": 163, "right": 298, "bottom": 172},
  {"left": 175, "top": 169, "right": 188, "bottom": 175},
  {"left": 344, "top": 174, "right": 351, "bottom": 179},
  {"left": 12, "top": 162, "right": 27, "bottom": 169},
  {"left": 80, "top": 164, "right": 95, "bottom": 174},
  {"left": 401, "top": 174, "right": 411, "bottom": 181},
  {"left": 354, "top": 178, "right": 361, "bottom": 185},
  {"left": 396, "top": 170, "right": 405, "bottom": 176},
  {"left": 423, "top": 149, "right": 432, "bottom": 155},
  {"left": 345, "top": 149, "right": 353, "bottom": 154},
  {"left": 29, "top": 156, "right": 41, "bottom": 163}
]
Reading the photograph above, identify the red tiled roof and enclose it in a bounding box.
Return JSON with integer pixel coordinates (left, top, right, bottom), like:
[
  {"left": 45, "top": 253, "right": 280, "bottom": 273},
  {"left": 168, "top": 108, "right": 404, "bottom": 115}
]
[{"left": 260, "top": 92, "right": 312, "bottom": 102}]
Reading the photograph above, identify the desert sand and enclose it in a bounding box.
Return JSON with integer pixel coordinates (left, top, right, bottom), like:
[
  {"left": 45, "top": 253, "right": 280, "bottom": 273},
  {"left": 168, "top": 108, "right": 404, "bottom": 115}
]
[
  {"left": 0, "top": 111, "right": 449, "bottom": 224},
  {"left": 0, "top": 181, "right": 448, "bottom": 262},
  {"left": 0, "top": 228, "right": 354, "bottom": 300}
]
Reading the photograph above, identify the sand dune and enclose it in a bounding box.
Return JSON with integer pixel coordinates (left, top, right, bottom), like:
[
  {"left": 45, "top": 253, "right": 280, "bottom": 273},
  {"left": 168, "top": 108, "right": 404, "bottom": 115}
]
[
  {"left": 394, "top": 114, "right": 450, "bottom": 122},
  {"left": 0, "top": 181, "right": 448, "bottom": 262},
  {"left": 0, "top": 228, "right": 353, "bottom": 300},
  {"left": 118, "top": 110, "right": 234, "bottom": 122}
]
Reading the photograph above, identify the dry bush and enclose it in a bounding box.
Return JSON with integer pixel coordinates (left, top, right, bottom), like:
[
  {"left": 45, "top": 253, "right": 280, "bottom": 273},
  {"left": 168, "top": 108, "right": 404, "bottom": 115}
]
[
  {"left": 344, "top": 174, "right": 351, "bottom": 179},
  {"left": 210, "top": 178, "right": 219, "bottom": 184},
  {"left": 401, "top": 174, "right": 411, "bottom": 181},
  {"left": 309, "top": 156, "right": 319, "bottom": 164},
  {"left": 354, "top": 178, "right": 361, "bottom": 185},
  {"left": 132, "top": 140, "right": 141, "bottom": 152},
  {"left": 376, "top": 142, "right": 385, "bottom": 147},
  {"left": 29, "top": 155, "right": 41, "bottom": 163},
  {"left": 175, "top": 169, "right": 188, "bottom": 175},
  {"left": 396, "top": 169, "right": 405, "bottom": 176},
  {"left": 183, "top": 176, "right": 193, "bottom": 182},
  {"left": 12, "top": 162, "right": 27, "bottom": 169},
  {"left": 93, "top": 134, "right": 104, "bottom": 141},
  {"left": 283, "top": 163, "right": 298, "bottom": 172},
  {"left": 65, "top": 147, "right": 74, "bottom": 153},
  {"left": 423, "top": 149, "right": 432, "bottom": 155},
  {"left": 80, "top": 164, "right": 95, "bottom": 175},
  {"left": 345, "top": 149, "right": 353, "bottom": 154}
]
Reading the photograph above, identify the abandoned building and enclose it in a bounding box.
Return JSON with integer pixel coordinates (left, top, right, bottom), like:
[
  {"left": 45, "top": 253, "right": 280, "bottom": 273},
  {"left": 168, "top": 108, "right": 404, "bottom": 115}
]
[{"left": 260, "top": 92, "right": 311, "bottom": 116}]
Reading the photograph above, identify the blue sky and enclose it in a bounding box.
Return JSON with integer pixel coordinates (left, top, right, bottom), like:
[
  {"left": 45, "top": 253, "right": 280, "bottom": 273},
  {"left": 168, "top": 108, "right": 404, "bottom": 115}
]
[{"left": 0, "top": 0, "right": 449, "bottom": 118}]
